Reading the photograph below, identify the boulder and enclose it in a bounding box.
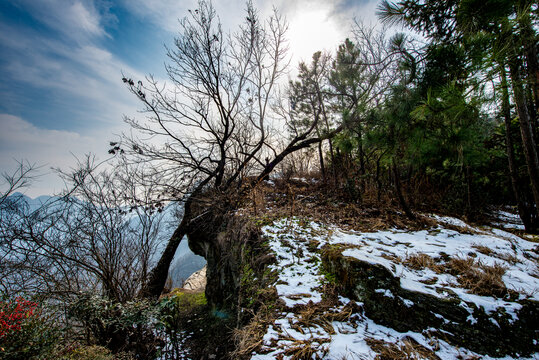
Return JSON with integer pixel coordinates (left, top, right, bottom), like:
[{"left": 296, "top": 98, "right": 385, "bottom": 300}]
[{"left": 183, "top": 265, "right": 207, "bottom": 291}]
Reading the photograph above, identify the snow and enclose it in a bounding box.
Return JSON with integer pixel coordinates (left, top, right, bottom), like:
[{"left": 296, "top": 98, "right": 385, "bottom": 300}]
[
  {"left": 493, "top": 210, "right": 526, "bottom": 230},
  {"left": 263, "top": 219, "right": 326, "bottom": 307},
  {"left": 330, "top": 225, "right": 539, "bottom": 305},
  {"left": 375, "top": 288, "right": 395, "bottom": 298},
  {"left": 251, "top": 216, "right": 539, "bottom": 360}
]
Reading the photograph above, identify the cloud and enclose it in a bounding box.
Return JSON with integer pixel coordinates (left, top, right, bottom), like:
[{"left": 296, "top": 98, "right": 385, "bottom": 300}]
[
  {"left": 0, "top": 114, "right": 113, "bottom": 197},
  {"left": 118, "top": 0, "right": 379, "bottom": 67},
  {"left": 118, "top": 0, "right": 194, "bottom": 33},
  {"left": 0, "top": 0, "right": 384, "bottom": 197},
  {"left": 9, "top": 0, "right": 112, "bottom": 43},
  {"left": 0, "top": 3, "right": 147, "bottom": 131}
]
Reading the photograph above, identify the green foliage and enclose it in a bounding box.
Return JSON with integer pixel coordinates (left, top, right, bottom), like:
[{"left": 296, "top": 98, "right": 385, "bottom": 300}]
[
  {"left": 0, "top": 296, "right": 61, "bottom": 360},
  {"left": 320, "top": 267, "right": 338, "bottom": 285},
  {"left": 251, "top": 214, "right": 275, "bottom": 227},
  {"left": 410, "top": 83, "right": 489, "bottom": 169},
  {"left": 67, "top": 293, "right": 158, "bottom": 358},
  {"left": 154, "top": 291, "right": 208, "bottom": 359}
]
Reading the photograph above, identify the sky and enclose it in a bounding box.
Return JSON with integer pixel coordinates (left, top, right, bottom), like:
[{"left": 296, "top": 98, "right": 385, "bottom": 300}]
[{"left": 0, "top": 0, "right": 380, "bottom": 197}]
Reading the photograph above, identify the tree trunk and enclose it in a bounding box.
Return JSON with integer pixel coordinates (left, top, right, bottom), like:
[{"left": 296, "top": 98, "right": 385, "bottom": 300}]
[
  {"left": 139, "top": 179, "right": 210, "bottom": 298},
  {"left": 501, "top": 66, "right": 533, "bottom": 231},
  {"left": 318, "top": 141, "right": 326, "bottom": 181},
  {"left": 392, "top": 159, "right": 415, "bottom": 220},
  {"left": 376, "top": 154, "right": 382, "bottom": 203},
  {"left": 509, "top": 59, "right": 539, "bottom": 219},
  {"left": 465, "top": 165, "right": 473, "bottom": 219},
  {"left": 328, "top": 138, "right": 337, "bottom": 184},
  {"left": 519, "top": 13, "right": 539, "bottom": 123},
  {"left": 139, "top": 217, "right": 189, "bottom": 298},
  {"left": 358, "top": 132, "right": 365, "bottom": 179}
]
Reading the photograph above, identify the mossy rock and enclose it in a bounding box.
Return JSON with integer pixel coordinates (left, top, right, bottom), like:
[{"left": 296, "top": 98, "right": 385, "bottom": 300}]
[{"left": 321, "top": 245, "right": 539, "bottom": 357}]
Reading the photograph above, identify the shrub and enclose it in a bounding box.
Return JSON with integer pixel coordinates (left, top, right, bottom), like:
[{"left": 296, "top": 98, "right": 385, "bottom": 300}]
[
  {"left": 0, "top": 296, "right": 60, "bottom": 360},
  {"left": 59, "top": 344, "right": 115, "bottom": 360},
  {"left": 68, "top": 293, "right": 159, "bottom": 359}
]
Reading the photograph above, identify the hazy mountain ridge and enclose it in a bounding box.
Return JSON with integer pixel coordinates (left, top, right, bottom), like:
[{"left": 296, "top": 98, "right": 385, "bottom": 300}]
[{"left": 3, "top": 193, "right": 205, "bottom": 288}]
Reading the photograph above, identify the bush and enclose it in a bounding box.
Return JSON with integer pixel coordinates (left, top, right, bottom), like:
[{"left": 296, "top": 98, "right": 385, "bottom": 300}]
[
  {"left": 68, "top": 293, "right": 159, "bottom": 359},
  {"left": 0, "top": 296, "right": 60, "bottom": 359}
]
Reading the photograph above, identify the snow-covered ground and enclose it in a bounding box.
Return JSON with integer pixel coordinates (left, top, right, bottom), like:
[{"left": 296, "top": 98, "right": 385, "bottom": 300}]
[
  {"left": 491, "top": 210, "right": 526, "bottom": 231},
  {"left": 251, "top": 216, "right": 539, "bottom": 360}
]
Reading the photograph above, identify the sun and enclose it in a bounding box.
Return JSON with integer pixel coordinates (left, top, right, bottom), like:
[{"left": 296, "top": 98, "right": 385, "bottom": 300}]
[{"left": 287, "top": 7, "right": 345, "bottom": 65}]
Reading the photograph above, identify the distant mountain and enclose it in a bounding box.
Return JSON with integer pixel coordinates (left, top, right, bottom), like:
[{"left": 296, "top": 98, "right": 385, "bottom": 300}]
[
  {"left": 152, "top": 201, "right": 207, "bottom": 287},
  {"left": 3, "top": 193, "right": 206, "bottom": 288},
  {"left": 7, "top": 192, "right": 60, "bottom": 211}
]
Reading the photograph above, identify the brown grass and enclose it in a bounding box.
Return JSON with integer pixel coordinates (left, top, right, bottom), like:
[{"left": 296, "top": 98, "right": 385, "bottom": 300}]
[
  {"left": 292, "top": 302, "right": 359, "bottom": 337},
  {"left": 495, "top": 252, "right": 520, "bottom": 265},
  {"left": 472, "top": 245, "right": 493, "bottom": 256},
  {"left": 403, "top": 253, "right": 441, "bottom": 271},
  {"left": 233, "top": 282, "right": 360, "bottom": 359},
  {"left": 366, "top": 337, "right": 440, "bottom": 360},
  {"left": 472, "top": 245, "right": 521, "bottom": 265},
  {"left": 281, "top": 338, "right": 330, "bottom": 360},
  {"left": 445, "top": 257, "right": 508, "bottom": 297},
  {"left": 232, "top": 310, "right": 275, "bottom": 359},
  {"left": 249, "top": 179, "right": 435, "bottom": 233},
  {"left": 531, "top": 266, "right": 539, "bottom": 279},
  {"left": 402, "top": 253, "right": 509, "bottom": 298}
]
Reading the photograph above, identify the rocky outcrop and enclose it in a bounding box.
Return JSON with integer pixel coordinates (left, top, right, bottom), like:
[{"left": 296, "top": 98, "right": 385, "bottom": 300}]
[
  {"left": 321, "top": 245, "right": 539, "bottom": 357},
  {"left": 182, "top": 265, "right": 207, "bottom": 291},
  {"left": 186, "top": 205, "right": 273, "bottom": 313}
]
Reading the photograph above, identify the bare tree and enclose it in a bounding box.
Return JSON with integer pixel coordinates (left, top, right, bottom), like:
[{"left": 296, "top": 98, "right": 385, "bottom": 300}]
[
  {"left": 0, "top": 157, "right": 167, "bottom": 302},
  {"left": 117, "top": 0, "right": 342, "bottom": 298},
  {"left": 0, "top": 161, "right": 42, "bottom": 294}
]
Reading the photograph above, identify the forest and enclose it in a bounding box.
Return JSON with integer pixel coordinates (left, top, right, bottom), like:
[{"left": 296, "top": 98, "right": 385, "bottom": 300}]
[{"left": 0, "top": 0, "right": 538, "bottom": 359}]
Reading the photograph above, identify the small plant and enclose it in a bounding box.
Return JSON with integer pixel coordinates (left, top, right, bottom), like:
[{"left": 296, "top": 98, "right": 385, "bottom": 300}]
[
  {"left": 0, "top": 296, "right": 60, "bottom": 360},
  {"left": 0, "top": 297, "right": 37, "bottom": 338}
]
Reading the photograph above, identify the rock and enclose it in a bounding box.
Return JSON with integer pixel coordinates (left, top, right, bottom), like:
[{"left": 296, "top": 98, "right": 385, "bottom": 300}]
[
  {"left": 183, "top": 265, "right": 207, "bottom": 291},
  {"left": 321, "top": 245, "right": 539, "bottom": 358}
]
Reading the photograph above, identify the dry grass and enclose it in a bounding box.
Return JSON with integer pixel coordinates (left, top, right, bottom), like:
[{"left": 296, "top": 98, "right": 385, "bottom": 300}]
[
  {"left": 281, "top": 338, "right": 330, "bottom": 360},
  {"left": 292, "top": 300, "right": 361, "bottom": 337},
  {"left": 232, "top": 310, "right": 275, "bottom": 359},
  {"left": 445, "top": 257, "right": 508, "bottom": 297},
  {"left": 495, "top": 252, "right": 520, "bottom": 265},
  {"left": 322, "top": 302, "right": 361, "bottom": 323},
  {"left": 402, "top": 253, "right": 509, "bottom": 298},
  {"left": 233, "top": 282, "right": 360, "bottom": 359},
  {"left": 472, "top": 245, "right": 493, "bottom": 256},
  {"left": 445, "top": 257, "right": 476, "bottom": 275},
  {"left": 531, "top": 266, "right": 539, "bottom": 279},
  {"left": 472, "top": 245, "right": 521, "bottom": 265},
  {"left": 403, "top": 253, "right": 441, "bottom": 271},
  {"left": 249, "top": 178, "right": 435, "bottom": 234},
  {"left": 366, "top": 337, "right": 440, "bottom": 360}
]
